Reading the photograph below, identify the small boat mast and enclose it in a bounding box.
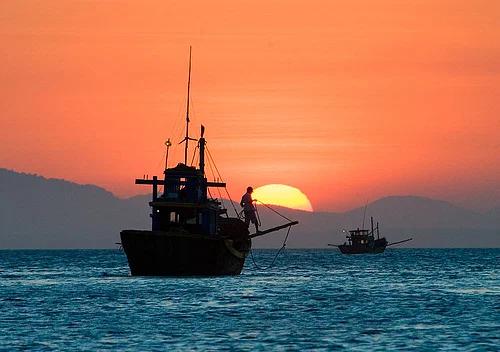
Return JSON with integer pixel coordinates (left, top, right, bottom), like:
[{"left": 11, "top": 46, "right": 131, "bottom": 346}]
[{"left": 179, "top": 46, "right": 196, "bottom": 165}]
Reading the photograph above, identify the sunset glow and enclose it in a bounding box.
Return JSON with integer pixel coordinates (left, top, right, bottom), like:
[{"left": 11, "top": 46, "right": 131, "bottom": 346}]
[
  {"left": 253, "top": 184, "right": 314, "bottom": 212},
  {"left": 1, "top": 1, "right": 499, "bottom": 213}
]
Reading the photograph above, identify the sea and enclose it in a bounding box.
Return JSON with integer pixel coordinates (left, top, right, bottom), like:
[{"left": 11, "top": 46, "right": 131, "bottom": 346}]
[{"left": 1, "top": 248, "right": 499, "bottom": 351}]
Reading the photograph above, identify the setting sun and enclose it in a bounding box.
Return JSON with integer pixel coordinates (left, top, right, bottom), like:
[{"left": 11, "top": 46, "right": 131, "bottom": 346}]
[{"left": 253, "top": 184, "right": 314, "bottom": 212}]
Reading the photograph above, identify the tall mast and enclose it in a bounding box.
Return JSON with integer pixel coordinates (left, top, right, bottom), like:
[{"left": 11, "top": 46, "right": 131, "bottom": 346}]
[
  {"left": 185, "top": 46, "right": 192, "bottom": 164},
  {"left": 179, "top": 46, "right": 196, "bottom": 165}
]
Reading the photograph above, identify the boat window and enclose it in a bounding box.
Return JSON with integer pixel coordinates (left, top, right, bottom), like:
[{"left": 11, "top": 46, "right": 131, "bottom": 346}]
[{"left": 187, "top": 217, "right": 197, "bottom": 225}]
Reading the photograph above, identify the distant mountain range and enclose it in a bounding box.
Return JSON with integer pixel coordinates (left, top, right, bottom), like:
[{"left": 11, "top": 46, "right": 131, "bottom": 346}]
[{"left": 1, "top": 168, "right": 499, "bottom": 249}]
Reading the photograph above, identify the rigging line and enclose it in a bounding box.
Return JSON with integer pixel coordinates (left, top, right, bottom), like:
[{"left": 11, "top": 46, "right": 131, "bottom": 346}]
[
  {"left": 219, "top": 182, "right": 239, "bottom": 219},
  {"left": 213, "top": 176, "right": 225, "bottom": 208},
  {"left": 249, "top": 225, "right": 292, "bottom": 271},
  {"left": 202, "top": 148, "right": 214, "bottom": 181},
  {"left": 189, "top": 96, "right": 198, "bottom": 126},
  {"left": 204, "top": 149, "right": 225, "bottom": 206},
  {"left": 156, "top": 151, "right": 166, "bottom": 173},
  {"left": 254, "top": 203, "right": 262, "bottom": 227},
  {"left": 255, "top": 200, "right": 293, "bottom": 222},
  {"left": 205, "top": 146, "right": 223, "bottom": 182},
  {"left": 215, "top": 182, "right": 223, "bottom": 200},
  {"left": 171, "top": 96, "right": 187, "bottom": 140},
  {"left": 202, "top": 148, "right": 223, "bottom": 207},
  {"left": 225, "top": 188, "right": 239, "bottom": 219},
  {"left": 205, "top": 145, "right": 239, "bottom": 216},
  {"left": 204, "top": 147, "right": 229, "bottom": 212},
  {"left": 190, "top": 142, "right": 199, "bottom": 167},
  {"left": 205, "top": 145, "right": 217, "bottom": 182},
  {"left": 204, "top": 145, "right": 220, "bottom": 194},
  {"left": 169, "top": 96, "right": 188, "bottom": 165}
]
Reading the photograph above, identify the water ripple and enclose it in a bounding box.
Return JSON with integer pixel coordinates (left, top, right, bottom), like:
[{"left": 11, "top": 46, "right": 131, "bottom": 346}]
[{"left": 0, "top": 248, "right": 499, "bottom": 350}]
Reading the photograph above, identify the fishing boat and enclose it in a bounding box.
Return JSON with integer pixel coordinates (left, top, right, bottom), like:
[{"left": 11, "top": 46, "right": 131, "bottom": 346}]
[
  {"left": 120, "top": 47, "right": 298, "bottom": 276},
  {"left": 328, "top": 217, "right": 411, "bottom": 254}
]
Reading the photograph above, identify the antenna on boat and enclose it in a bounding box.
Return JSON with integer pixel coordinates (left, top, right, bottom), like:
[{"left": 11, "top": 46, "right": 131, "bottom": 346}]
[
  {"left": 199, "top": 125, "right": 205, "bottom": 175},
  {"left": 179, "top": 46, "right": 197, "bottom": 165},
  {"left": 165, "top": 138, "right": 172, "bottom": 169},
  {"left": 362, "top": 199, "right": 368, "bottom": 229}
]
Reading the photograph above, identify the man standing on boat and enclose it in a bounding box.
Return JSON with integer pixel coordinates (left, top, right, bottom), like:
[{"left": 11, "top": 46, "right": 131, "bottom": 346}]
[{"left": 240, "top": 186, "right": 259, "bottom": 233}]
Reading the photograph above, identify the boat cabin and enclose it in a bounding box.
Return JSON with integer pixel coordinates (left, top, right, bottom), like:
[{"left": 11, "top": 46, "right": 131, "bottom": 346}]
[
  {"left": 346, "top": 228, "right": 375, "bottom": 246},
  {"left": 135, "top": 143, "right": 226, "bottom": 237}
]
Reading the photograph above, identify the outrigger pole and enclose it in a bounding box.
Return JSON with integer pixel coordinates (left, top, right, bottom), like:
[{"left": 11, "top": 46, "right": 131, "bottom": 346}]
[
  {"left": 387, "top": 238, "right": 413, "bottom": 247},
  {"left": 248, "top": 200, "right": 299, "bottom": 238},
  {"left": 249, "top": 221, "right": 299, "bottom": 239}
]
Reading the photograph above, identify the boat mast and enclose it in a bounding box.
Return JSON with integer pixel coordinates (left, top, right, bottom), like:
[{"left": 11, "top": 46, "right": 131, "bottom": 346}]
[
  {"left": 185, "top": 46, "right": 192, "bottom": 164},
  {"left": 362, "top": 200, "right": 368, "bottom": 229},
  {"left": 179, "top": 46, "right": 195, "bottom": 165}
]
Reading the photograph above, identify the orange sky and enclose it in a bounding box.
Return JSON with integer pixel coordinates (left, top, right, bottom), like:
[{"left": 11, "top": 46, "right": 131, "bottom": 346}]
[{"left": 1, "top": 0, "right": 499, "bottom": 212}]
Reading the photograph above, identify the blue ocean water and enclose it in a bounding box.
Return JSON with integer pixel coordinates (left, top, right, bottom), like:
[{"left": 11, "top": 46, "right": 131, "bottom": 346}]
[{"left": 1, "top": 249, "right": 499, "bottom": 351}]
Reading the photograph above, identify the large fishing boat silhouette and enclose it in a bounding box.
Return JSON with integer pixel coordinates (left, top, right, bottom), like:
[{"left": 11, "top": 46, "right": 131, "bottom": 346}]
[
  {"left": 120, "top": 48, "right": 298, "bottom": 276},
  {"left": 328, "top": 216, "right": 412, "bottom": 254}
]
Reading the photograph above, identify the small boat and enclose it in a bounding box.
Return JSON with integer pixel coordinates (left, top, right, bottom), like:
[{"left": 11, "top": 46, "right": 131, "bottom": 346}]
[
  {"left": 119, "top": 47, "right": 298, "bottom": 275},
  {"left": 328, "top": 217, "right": 412, "bottom": 254}
]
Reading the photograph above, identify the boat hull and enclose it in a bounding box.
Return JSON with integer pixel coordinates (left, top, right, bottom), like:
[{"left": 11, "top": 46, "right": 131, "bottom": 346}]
[
  {"left": 338, "top": 238, "right": 388, "bottom": 254},
  {"left": 120, "top": 230, "right": 251, "bottom": 276}
]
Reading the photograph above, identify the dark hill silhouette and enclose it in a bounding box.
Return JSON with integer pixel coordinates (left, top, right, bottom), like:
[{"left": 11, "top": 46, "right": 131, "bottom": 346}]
[
  {"left": 0, "top": 168, "right": 498, "bottom": 249},
  {"left": 342, "top": 195, "right": 485, "bottom": 229},
  {"left": 0, "top": 169, "right": 149, "bottom": 248},
  {"left": 248, "top": 197, "right": 500, "bottom": 248}
]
